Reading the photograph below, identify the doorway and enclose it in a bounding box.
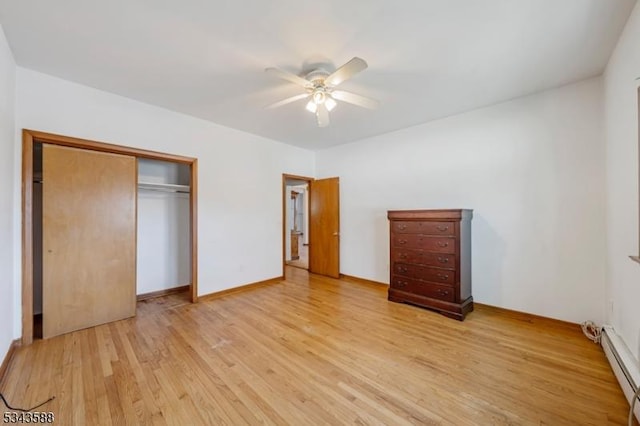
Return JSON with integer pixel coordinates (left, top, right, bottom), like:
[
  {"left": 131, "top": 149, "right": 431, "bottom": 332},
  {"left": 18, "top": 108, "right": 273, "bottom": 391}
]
[
  {"left": 284, "top": 177, "right": 310, "bottom": 270},
  {"left": 22, "top": 130, "right": 198, "bottom": 344},
  {"left": 282, "top": 174, "right": 340, "bottom": 279}
]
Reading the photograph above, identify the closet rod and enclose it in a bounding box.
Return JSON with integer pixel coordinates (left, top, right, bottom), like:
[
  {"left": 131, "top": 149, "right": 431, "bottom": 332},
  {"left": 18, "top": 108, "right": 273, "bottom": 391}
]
[
  {"left": 138, "top": 182, "right": 190, "bottom": 194},
  {"left": 138, "top": 187, "right": 190, "bottom": 194},
  {"left": 31, "top": 181, "right": 189, "bottom": 192}
]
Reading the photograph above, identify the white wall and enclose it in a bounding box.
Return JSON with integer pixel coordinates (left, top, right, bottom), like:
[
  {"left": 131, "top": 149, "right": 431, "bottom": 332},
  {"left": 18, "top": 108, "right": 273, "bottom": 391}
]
[
  {"left": 604, "top": 1, "right": 640, "bottom": 361},
  {"left": 316, "top": 78, "right": 606, "bottom": 324},
  {"left": 0, "top": 25, "right": 15, "bottom": 359},
  {"left": 13, "top": 68, "right": 315, "bottom": 333},
  {"left": 137, "top": 191, "right": 191, "bottom": 294}
]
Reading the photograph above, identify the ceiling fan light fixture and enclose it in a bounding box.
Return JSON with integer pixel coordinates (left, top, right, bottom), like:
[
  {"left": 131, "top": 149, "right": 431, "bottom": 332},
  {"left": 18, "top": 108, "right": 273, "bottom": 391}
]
[
  {"left": 312, "top": 88, "right": 326, "bottom": 104},
  {"left": 325, "top": 97, "right": 337, "bottom": 111},
  {"left": 305, "top": 100, "right": 317, "bottom": 113}
]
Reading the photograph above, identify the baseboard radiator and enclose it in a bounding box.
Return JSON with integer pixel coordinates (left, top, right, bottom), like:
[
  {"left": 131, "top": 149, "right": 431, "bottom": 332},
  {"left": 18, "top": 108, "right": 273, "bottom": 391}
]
[{"left": 601, "top": 326, "right": 640, "bottom": 422}]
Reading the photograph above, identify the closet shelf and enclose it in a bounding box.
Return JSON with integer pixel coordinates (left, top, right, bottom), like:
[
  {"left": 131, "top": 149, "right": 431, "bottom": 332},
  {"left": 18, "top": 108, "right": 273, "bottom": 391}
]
[{"left": 138, "top": 182, "right": 190, "bottom": 194}]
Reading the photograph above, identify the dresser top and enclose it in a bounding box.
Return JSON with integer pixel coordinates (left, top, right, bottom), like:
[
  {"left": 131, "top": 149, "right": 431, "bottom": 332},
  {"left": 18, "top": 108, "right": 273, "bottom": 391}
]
[{"left": 387, "top": 209, "right": 473, "bottom": 220}]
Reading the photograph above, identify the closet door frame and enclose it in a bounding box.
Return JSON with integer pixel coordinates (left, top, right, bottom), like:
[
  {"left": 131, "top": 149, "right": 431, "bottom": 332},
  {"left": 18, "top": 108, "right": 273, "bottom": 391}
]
[{"left": 22, "top": 129, "right": 199, "bottom": 345}]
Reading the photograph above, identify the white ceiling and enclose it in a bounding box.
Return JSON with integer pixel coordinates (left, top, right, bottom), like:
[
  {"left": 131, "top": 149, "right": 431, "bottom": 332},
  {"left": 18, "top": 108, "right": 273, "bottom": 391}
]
[{"left": 0, "top": 0, "right": 636, "bottom": 150}]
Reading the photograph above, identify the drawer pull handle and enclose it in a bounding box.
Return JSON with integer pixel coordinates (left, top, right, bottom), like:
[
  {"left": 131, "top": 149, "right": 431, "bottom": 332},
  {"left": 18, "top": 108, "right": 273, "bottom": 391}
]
[
  {"left": 399, "top": 254, "right": 407, "bottom": 259},
  {"left": 399, "top": 267, "right": 408, "bottom": 273},
  {"left": 398, "top": 239, "right": 407, "bottom": 245},
  {"left": 437, "top": 273, "right": 449, "bottom": 280},
  {"left": 436, "top": 225, "right": 449, "bottom": 232},
  {"left": 437, "top": 242, "right": 449, "bottom": 248},
  {"left": 437, "top": 289, "right": 449, "bottom": 296},
  {"left": 396, "top": 281, "right": 407, "bottom": 288},
  {"left": 437, "top": 257, "right": 448, "bottom": 264},
  {"left": 398, "top": 224, "right": 407, "bottom": 230}
]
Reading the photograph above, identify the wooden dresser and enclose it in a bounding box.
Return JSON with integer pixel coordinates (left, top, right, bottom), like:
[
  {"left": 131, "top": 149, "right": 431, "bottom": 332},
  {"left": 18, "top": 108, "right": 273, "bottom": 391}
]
[{"left": 388, "top": 209, "right": 473, "bottom": 320}]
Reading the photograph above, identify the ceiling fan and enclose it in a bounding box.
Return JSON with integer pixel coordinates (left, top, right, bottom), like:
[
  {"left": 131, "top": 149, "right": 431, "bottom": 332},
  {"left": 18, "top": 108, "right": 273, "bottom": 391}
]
[{"left": 265, "top": 57, "right": 379, "bottom": 127}]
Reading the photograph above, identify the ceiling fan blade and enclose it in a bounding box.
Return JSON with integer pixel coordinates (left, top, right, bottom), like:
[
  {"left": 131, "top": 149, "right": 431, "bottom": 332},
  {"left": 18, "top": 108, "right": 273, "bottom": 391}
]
[
  {"left": 265, "top": 67, "right": 313, "bottom": 88},
  {"left": 331, "top": 90, "right": 379, "bottom": 109},
  {"left": 316, "top": 104, "right": 330, "bottom": 127},
  {"left": 324, "top": 57, "right": 368, "bottom": 87},
  {"left": 266, "top": 93, "right": 310, "bottom": 109}
]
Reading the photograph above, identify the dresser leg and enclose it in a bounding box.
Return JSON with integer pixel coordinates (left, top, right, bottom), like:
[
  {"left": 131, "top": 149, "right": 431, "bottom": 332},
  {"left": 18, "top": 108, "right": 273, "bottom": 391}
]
[{"left": 441, "top": 311, "right": 464, "bottom": 321}]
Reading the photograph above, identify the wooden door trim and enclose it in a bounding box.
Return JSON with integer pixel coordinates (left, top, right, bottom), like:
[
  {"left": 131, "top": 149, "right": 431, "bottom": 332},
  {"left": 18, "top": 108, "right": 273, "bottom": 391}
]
[
  {"left": 23, "top": 130, "right": 196, "bottom": 163},
  {"left": 282, "top": 174, "right": 314, "bottom": 277},
  {"left": 21, "top": 132, "right": 34, "bottom": 345},
  {"left": 21, "top": 129, "right": 199, "bottom": 344},
  {"left": 633, "top": 87, "right": 640, "bottom": 265}
]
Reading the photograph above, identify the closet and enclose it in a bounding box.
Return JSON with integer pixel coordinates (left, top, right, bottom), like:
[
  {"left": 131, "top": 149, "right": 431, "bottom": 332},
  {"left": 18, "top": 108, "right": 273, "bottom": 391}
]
[
  {"left": 137, "top": 159, "right": 191, "bottom": 296},
  {"left": 28, "top": 131, "right": 197, "bottom": 342}
]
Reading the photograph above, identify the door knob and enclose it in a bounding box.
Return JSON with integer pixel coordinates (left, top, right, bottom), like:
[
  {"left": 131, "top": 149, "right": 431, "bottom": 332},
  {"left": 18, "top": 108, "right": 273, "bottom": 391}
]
[{"left": 333, "top": 232, "right": 340, "bottom": 236}]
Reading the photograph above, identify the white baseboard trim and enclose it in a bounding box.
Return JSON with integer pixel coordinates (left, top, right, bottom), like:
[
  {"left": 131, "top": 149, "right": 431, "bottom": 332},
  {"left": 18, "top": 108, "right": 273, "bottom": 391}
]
[{"left": 601, "top": 326, "right": 640, "bottom": 422}]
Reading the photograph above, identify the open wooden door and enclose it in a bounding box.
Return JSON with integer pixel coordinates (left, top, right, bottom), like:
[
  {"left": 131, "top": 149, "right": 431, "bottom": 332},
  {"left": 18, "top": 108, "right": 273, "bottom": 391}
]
[
  {"left": 309, "top": 177, "right": 340, "bottom": 278},
  {"left": 42, "top": 144, "right": 137, "bottom": 338}
]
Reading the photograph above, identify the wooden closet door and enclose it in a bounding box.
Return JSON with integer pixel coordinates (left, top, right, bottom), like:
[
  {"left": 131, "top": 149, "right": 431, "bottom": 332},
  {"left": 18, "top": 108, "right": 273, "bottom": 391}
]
[{"left": 42, "top": 144, "right": 137, "bottom": 338}]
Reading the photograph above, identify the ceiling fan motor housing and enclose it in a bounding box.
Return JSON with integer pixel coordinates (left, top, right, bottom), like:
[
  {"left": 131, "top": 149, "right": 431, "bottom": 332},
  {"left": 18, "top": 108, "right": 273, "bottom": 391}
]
[{"left": 305, "top": 68, "right": 330, "bottom": 84}]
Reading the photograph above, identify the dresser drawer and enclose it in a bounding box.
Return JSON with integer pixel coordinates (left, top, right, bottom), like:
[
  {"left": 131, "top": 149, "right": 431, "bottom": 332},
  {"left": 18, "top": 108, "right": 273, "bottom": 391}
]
[
  {"left": 391, "top": 221, "right": 454, "bottom": 235},
  {"left": 391, "top": 235, "right": 456, "bottom": 253},
  {"left": 392, "top": 249, "right": 455, "bottom": 269},
  {"left": 391, "top": 276, "right": 455, "bottom": 302},
  {"left": 393, "top": 263, "right": 454, "bottom": 284}
]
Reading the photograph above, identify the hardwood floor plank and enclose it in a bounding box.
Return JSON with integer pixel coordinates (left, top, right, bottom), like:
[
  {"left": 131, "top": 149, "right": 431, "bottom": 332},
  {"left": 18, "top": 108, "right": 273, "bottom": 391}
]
[{"left": 0, "top": 267, "right": 631, "bottom": 425}]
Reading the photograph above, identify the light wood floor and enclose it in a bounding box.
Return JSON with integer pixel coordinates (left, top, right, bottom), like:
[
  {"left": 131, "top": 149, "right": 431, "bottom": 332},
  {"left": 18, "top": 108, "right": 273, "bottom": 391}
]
[{"left": 1, "top": 267, "right": 631, "bottom": 425}]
